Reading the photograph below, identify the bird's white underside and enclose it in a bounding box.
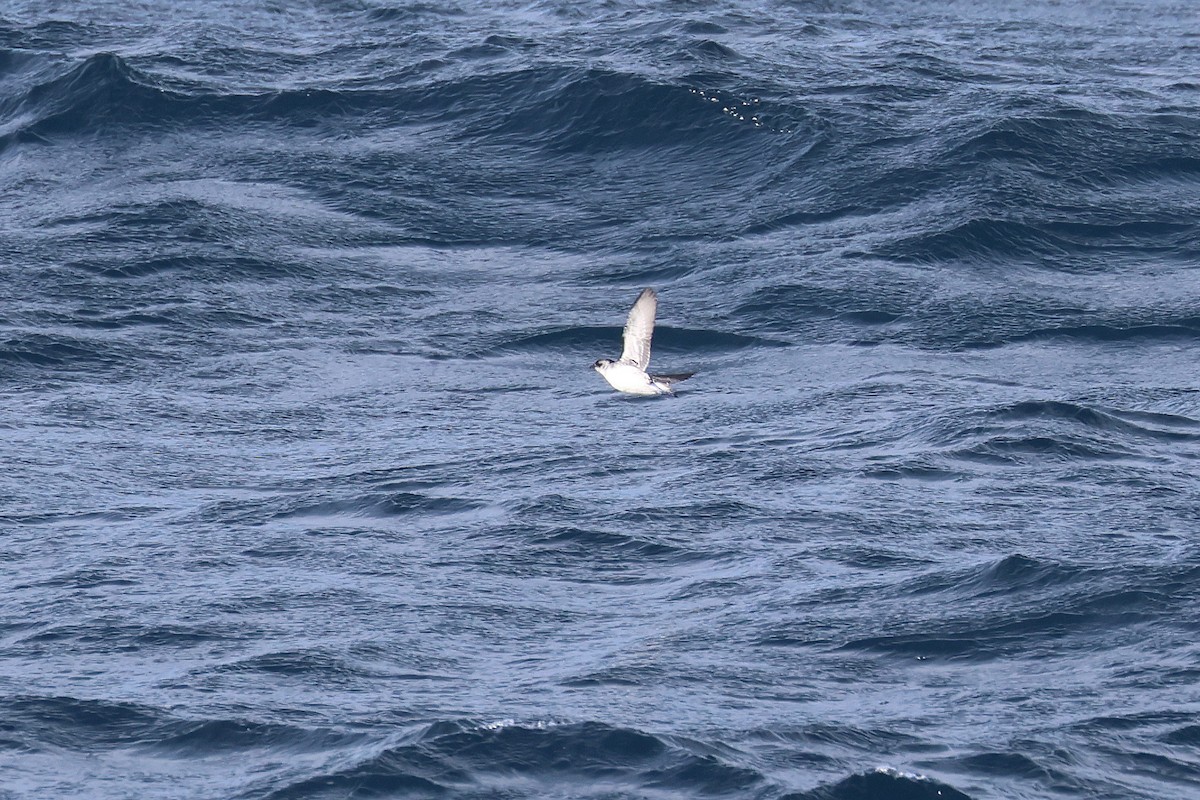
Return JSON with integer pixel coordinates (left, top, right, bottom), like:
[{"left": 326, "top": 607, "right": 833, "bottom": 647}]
[{"left": 595, "top": 361, "right": 674, "bottom": 395}]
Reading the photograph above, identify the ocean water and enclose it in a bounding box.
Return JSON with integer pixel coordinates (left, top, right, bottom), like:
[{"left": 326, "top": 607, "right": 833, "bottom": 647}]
[{"left": 2, "top": 1, "right": 1199, "bottom": 798}]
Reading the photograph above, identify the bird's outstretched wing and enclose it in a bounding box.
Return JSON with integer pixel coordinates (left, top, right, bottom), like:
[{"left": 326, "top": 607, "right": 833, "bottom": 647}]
[
  {"left": 620, "top": 288, "right": 656, "bottom": 369},
  {"left": 650, "top": 371, "right": 694, "bottom": 385}
]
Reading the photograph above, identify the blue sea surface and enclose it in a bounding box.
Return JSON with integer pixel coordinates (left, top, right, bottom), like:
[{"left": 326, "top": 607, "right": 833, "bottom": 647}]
[{"left": 2, "top": 1, "right": 1199, "bottom": 798}]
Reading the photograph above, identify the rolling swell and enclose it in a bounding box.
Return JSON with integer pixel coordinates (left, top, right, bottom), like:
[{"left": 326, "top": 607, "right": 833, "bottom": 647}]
[
  {"left": 2, "top": 53, "right": 771, "bottom": 152},
  {"left": 836, "top": 552, "right": 1196, "bottom": 663},
  {"left": 783, "top": 769, "right": 972, "bottom": 800},
  {"left": 926, "top": 399, "right": 1200, "bottom": 468},
  {"left": 877, "top": 215, "right": 1199, "bottom": 268},
  {"left": 484, "top": 325, "right": 787, "bottom": 358},
  {"left": 0, "top": 695, "right": 361, "bottom": 754},
  {"left": 736, "top": 282, "right": 1200, "bottom": 350},
  {"left": 455, "top": 68, "right": 768, "bottom": 152},
  {"left": 260, "top": 720, "right": 765, "bottom": 799}
]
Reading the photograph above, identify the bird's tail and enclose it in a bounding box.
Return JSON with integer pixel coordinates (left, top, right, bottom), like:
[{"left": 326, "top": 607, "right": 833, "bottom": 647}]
[{"left": 651, "top": 372, "right": 695, "bottom": 385}]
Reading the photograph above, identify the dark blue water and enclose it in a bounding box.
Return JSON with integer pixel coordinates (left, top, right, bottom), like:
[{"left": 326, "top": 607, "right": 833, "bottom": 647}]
[{"left": 2, "top": 1, "right": 1199, "bottom": 798}]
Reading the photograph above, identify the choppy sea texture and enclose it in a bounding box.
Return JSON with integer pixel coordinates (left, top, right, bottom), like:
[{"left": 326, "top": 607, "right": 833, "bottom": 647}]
[{"left": 2, "top": 1, "right": 1199, "bottom": 798}]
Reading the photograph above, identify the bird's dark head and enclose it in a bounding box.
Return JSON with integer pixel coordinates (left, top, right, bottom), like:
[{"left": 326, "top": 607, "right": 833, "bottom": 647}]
[{"left": 592, "top": 358, "right": 613, "bottom": 371}]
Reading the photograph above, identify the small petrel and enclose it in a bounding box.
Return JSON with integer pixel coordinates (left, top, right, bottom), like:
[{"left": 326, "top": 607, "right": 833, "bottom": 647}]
[{"left": 592, "top": 288, "right": 695, "bottom": 395}]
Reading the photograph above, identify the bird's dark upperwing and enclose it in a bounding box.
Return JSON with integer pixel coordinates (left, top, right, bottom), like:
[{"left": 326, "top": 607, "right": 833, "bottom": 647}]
[{"left": 650, "top": 372, "right": 695, "bottom": 384}]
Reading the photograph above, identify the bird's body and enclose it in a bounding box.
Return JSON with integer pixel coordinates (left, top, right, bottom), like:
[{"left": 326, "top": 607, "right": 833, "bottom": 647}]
[
  {"left": 592, "top": 288, "right": 694, "bottom": 395},
  {"left": 594, "top": 360, "right": 682, "bottom": 395}
]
